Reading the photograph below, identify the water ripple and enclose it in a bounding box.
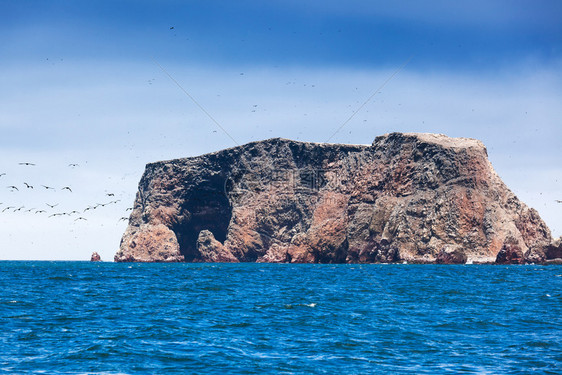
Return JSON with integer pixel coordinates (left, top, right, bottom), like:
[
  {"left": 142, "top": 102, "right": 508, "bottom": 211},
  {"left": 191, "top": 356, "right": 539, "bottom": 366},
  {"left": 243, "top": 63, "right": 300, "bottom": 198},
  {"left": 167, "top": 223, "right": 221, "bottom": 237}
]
[{"left": 0, "top": 262, "right": 560, "bottom": 374}]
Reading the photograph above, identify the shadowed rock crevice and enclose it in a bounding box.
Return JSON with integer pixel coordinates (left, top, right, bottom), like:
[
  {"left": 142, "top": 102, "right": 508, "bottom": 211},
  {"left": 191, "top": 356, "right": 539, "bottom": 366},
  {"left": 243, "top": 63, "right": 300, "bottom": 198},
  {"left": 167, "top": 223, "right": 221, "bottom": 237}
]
[
  {"left": 115, "top": 133, "right": 554, "bottom": 264},
  {"left": 174, "top": 172, "right": 232, "bottom": 261}
]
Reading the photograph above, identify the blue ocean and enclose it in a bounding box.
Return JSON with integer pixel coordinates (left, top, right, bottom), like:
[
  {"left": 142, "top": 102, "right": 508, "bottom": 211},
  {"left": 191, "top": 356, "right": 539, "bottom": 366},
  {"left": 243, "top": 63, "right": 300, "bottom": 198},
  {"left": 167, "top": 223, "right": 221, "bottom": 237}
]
[{"left": 1, "top": 262, "right": 560, "bottom": 374}]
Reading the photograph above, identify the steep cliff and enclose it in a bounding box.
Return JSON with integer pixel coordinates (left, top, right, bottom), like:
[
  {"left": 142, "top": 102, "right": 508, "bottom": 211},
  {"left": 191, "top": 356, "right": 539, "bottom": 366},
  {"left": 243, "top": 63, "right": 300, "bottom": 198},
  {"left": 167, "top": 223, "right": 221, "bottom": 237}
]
[{"left": 114, "top": 133, "right": 552, "bottom": 264}]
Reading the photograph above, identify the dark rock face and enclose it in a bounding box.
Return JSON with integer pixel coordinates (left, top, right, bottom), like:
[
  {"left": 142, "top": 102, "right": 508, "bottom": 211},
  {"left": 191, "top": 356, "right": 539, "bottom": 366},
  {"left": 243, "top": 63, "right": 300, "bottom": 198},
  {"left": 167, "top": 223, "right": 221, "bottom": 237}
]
[
  {"left": 495, "top": 237, "right": 525, "bottom": 264},
  {"left": 114, "top": 133, "right": 552, "bottom": 264},
  {"left": 436, "top": 245, "right": 468, "bottom": 264},
  {"left": 90, "top": 252, "right": 101, "bottom": 262},
  {"left": 544, "top": 237, "right": 562, "bottom": 263}
]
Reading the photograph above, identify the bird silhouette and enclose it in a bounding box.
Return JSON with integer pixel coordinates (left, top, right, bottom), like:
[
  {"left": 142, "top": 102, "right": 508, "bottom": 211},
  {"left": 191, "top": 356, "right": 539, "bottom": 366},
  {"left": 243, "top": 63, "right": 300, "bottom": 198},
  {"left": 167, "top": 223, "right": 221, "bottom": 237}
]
[
  {"left": 118, "top": 217, "right": 129, "bottom": 222},
  {"left": 556, "top": 200, "right": 562, "bottom": 203},
  {"left": 7, "top": 185, "right": 19, "bottom": 191},
  {"left": 68, "top": 163, "right": 79, "bottom": 167},
  {"left": 74, "top": 217, "right": 87, "bottom": 221},
  {"left": 41, "top": 185, "right": 55, "bottom": 190},
  {"left": 61, "top": 186, "right": 72, "bottom": 192},
  {"left": 46, "top": 203, "right": 58, "bottom": 208},
  {"left": 19, "top": 162, "right": 35, "bottom": 166},
  {"left": 24, "top": 182, "right": 33, "bottom": 189},
  {"left": 35, "top": 210, "right": 46, "bottom": 214},
  {"left": 2, "top": 206, "right": 14, "bottom": 212},
  {"left": 106, "top": 193, "right": 115, "bottom": 196},
  {"left": 0, "top": 173, "right": 6, "bottom": 177}
]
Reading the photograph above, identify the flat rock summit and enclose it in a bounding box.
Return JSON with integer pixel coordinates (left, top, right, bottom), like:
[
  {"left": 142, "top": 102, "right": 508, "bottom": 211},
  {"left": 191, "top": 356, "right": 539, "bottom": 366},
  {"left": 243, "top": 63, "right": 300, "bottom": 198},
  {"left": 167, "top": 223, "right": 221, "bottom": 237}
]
[{"left": 115, "top": 132, "right": 558, "bottom": 264}]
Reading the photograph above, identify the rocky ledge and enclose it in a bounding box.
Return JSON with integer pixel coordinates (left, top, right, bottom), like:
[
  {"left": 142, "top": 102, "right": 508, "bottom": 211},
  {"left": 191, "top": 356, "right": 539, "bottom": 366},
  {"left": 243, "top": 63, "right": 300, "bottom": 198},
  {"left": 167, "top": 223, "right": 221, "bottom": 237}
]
[{"left": 114, "top": 133, "right": 555, "bottom": 264}]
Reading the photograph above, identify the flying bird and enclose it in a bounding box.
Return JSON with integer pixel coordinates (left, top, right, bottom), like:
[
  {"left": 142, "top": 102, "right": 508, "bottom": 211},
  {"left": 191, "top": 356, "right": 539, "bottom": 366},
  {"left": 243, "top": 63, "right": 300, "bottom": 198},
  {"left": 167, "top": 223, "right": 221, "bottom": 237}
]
[
  {"left": 7, "top": 185, "right": 19, "bottom": 191},
  {"left": 0, "top": 173, "right": 6, "bottom": 177},
  {"left": 61, "top": 186, "right": 72, "bottom": 192},
  {"left": 46, "top": 203, "right": 59, "bottom": 208},
  {"left": 2, "top": 206, "right": 14, "bottom": 212},
  {"left": 125, "top": 207, "right": 133, "bottom": 211},
  {"left": 41, "top": 185, "right": 55, "bottom": 190},
  {"left": 24, "top": 182, "right": 33, "bottom": 189},
  {"left": 118, "top": 217, "right": 129, "bottom": 222},
  {"left": 68, "top": 163, "right": 79, "bottom": 167},
  {"left": 106, "top": 193, "right": 115, "bottom": 197},
  {"left": 556, "top": 200, "right": 562, "bottom": 203},
  {"left": 74, "top": 217, "right": 87, "bottom": 221},
  {"left": 19, "top": 162, "right": 35, "bottom": 166},
  {"left": 35, "top": 210, "right": 46, "bottom": 214}
]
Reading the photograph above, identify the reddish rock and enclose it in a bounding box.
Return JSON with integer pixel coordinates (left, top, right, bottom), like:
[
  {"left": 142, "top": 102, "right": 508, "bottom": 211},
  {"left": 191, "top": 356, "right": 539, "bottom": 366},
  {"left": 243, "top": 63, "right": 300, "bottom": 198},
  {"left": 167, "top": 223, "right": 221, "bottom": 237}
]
[
  {"left": 90, "top": 252, "right": 101, "bottom": 262},
  {"left": 495, "top": 237, "right": 525, "bottom": 264},
  {"left": 114, "top": 224, "right": 184, "bottom": 262},
  {"left": 115, "top": 133, "right": 552, "bottom": 263},
  {"left": 545, "top": 237, "right": 562, "bottom": 260},
  {"left": 436, "top": 245, "right": 468, "bottom": 264},
  {"left": 196, "top": 230, "right": 238, "bottom": 262}
]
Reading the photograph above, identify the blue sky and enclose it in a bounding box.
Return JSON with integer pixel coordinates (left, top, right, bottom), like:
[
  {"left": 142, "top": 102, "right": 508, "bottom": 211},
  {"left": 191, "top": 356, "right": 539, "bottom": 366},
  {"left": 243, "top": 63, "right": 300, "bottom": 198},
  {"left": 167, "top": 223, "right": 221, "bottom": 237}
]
[{"left": 1, "top": 0, "right": 561, "bottom": 260}]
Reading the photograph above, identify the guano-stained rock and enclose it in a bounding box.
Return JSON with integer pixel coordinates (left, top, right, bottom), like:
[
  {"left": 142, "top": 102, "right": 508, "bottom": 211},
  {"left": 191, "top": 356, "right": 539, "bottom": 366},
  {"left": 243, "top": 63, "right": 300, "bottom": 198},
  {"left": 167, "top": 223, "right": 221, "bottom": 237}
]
[{"left": 115, "top": 133, "right": 553, "bottom": 264}]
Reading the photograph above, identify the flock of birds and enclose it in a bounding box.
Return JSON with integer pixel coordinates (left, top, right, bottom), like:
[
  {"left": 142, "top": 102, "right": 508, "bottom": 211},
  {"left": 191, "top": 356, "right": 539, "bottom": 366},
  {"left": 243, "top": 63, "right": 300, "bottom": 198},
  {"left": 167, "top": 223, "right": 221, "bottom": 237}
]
[{"left": 1, "top": 163, "right": 132, "bottom": 223}]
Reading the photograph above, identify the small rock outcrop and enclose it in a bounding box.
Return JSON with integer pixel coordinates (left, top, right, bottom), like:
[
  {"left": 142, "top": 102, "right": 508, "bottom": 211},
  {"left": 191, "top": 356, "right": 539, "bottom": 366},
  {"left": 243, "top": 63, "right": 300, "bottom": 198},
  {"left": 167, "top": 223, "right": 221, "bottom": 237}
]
[
  {"left": 114, "top": 133, "right": 553, "bottom": 264},
  {"left": 543, "top": 237, "right": 562, "bottom": 264},
  {"left": 196, "top": 230, "right": 238, "bottom": 262},
  {"left": 90, "top": 252, "right": 101, "bottom": 262},
  {"left": 495, "top": 237, "right": 525, "bottom": 264}
]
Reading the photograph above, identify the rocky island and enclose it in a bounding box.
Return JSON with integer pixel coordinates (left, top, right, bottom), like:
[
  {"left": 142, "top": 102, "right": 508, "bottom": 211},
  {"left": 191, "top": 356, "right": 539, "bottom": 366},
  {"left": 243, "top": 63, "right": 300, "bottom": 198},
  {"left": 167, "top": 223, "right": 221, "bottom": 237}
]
[{"left": 115, "top": 132, "right": 558, "bottom": 264}]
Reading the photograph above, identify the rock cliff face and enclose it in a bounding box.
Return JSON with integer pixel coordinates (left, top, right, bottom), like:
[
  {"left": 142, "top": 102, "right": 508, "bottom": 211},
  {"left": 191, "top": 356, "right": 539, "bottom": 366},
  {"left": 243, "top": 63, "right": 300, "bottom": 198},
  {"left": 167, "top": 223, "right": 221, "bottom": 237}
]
[{"left": 114, "top": 133, "right": 553, "bottom": 264}]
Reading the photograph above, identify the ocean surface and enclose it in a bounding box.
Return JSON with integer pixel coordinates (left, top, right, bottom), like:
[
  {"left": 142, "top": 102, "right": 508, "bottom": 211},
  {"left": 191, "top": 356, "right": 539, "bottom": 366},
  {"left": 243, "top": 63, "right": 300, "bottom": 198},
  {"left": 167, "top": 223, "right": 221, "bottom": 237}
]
[{"left": 1, "top": 262, "right": 560, "bottom": 374}]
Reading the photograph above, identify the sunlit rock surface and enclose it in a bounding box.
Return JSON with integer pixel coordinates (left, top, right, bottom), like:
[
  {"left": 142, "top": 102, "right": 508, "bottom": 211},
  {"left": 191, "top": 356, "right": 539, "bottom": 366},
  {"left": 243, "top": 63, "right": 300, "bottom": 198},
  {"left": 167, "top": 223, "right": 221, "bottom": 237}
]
[{"left": 115, "top": 133, "right": 552, "bottom": 264}]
